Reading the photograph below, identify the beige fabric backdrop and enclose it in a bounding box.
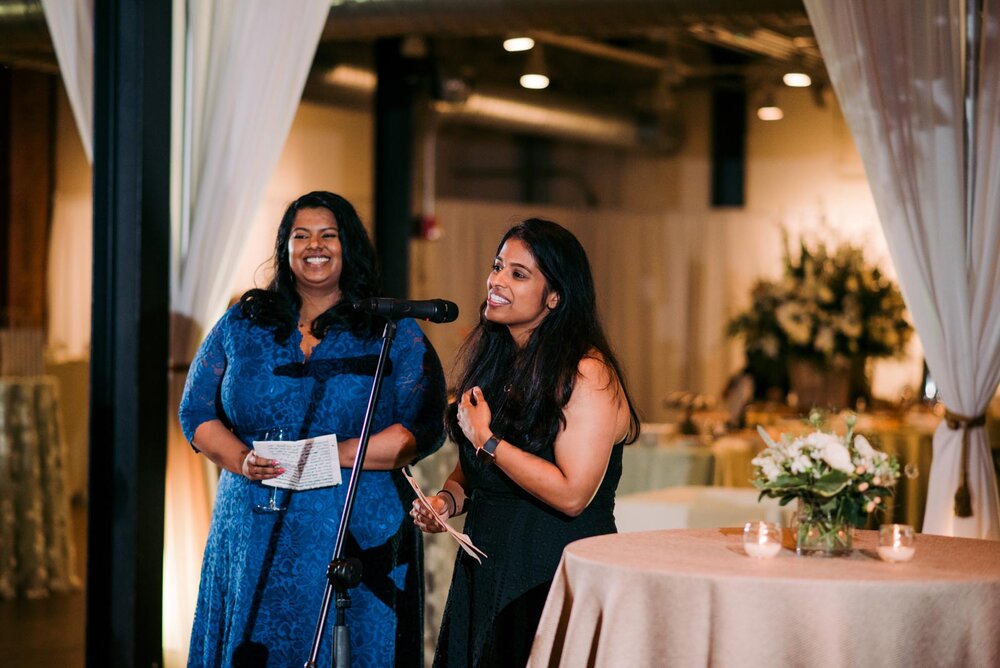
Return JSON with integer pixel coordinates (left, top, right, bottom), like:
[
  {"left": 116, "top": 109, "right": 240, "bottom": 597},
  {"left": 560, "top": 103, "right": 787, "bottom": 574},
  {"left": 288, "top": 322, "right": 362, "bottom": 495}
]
[{"left": 412, "top": 200, "right": 791, "bottom": 420}]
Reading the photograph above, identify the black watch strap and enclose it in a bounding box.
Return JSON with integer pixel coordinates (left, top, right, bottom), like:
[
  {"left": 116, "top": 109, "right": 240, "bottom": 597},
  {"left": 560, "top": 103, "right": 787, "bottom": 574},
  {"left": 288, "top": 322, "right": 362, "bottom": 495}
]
[{"left": 476, "top": 434, "right": 501, "bottom": 464}]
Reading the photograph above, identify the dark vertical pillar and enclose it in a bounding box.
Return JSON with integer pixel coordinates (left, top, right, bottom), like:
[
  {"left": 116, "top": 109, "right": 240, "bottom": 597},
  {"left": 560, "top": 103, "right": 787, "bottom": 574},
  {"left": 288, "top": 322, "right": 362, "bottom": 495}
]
[
  {"left": 89, "top": 0, "right": 170, "bottom": 665},
  {"left": 710, "top": 86, "right": 746, "bottom": 207},
  {"left": 374, "top": 38, "right": 415, "bottom": 299},
  {"left": 517, "top": 135, "right": 551, "bottom": 204}
]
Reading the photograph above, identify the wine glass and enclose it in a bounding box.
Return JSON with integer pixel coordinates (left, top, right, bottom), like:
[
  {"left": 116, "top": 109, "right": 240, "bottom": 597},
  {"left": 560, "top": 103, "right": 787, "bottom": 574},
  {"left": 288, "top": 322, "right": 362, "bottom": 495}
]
[{"left": 252, "top": 426, "right": 293, "bottom": 514}]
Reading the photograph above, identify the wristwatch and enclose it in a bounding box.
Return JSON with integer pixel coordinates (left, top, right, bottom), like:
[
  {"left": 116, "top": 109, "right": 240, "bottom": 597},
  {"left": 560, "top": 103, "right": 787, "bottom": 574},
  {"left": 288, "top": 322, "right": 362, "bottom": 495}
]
[{"left": 476, "top": 434, "right": 501, "bottom": 464}]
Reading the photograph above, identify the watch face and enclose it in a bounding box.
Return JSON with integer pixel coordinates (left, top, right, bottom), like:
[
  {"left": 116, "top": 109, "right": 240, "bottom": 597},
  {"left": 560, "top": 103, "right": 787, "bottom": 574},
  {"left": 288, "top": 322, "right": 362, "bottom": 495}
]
[{"left": 476, "top": 435, "right": 499, "bottom": 463}]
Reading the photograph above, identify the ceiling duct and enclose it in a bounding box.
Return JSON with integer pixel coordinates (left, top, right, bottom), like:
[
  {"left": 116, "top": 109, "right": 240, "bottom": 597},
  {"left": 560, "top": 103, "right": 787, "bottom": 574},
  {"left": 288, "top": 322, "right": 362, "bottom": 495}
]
[
  {"left": 323, "top": 0, "right": 807, "bottom": 39},
  {"left": 310, "top": 64, "right": 682, "bottom": 153},
  {"left": 0, "top": 0, "right": 54, "bottom": 69}
]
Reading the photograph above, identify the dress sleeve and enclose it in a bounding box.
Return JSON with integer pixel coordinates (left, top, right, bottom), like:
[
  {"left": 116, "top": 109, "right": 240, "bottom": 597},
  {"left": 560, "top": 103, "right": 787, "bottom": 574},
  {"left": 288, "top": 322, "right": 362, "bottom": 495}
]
[
  {"left": 391, "top": 319, "right": 447, "bottom": 463},
  {"left": 178, "top": 310, "right": 232, "bottom": 449}
]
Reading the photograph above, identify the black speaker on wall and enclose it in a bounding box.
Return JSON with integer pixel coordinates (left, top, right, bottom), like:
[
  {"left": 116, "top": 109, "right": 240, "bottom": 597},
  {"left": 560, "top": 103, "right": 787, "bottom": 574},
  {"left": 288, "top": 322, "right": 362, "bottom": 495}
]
[{"left": 711, "top": 85, "right": 746, "bottom": 208}]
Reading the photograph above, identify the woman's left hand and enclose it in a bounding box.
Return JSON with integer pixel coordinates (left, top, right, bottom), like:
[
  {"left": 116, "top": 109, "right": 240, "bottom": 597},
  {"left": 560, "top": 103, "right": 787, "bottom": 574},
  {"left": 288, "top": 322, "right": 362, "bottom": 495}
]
[{"left": 457, "top": 386, "right": 492, "bottom": 448}]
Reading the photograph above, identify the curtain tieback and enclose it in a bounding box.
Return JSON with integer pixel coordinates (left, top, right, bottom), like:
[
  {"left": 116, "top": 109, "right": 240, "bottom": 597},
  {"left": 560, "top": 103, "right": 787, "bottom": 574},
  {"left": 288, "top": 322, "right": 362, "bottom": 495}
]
[{"left": 943, "top": 409, "right": 986, "bottom": 518}]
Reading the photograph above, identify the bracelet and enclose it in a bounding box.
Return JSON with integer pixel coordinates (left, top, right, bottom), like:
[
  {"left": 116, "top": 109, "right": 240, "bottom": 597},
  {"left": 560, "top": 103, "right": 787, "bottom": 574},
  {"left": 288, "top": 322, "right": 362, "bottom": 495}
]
[
  {"left": 437, "top": 489, "right": 458, "bottom": 516},
  {"left": 241, "top": 450, "right": 253, "bottom": 477}
]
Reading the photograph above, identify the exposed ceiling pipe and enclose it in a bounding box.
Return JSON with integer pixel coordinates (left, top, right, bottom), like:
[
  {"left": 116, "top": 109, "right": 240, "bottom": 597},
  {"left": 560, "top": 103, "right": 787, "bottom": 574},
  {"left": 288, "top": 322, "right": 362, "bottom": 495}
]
[
  {"left": 312, "top": 64, "right": 680, "bottom": 152},
  {"left": 0, "top": 0, "right": 55, "bottom": 69},
  {"left": 529, "top": 30, "right": 674, "bottom": 70},
  {"left": 433, "top": 91, "right": 647, "bottom": 149},
  {"left": 323, "top": 0, "right": 807, "bottom": 39}
]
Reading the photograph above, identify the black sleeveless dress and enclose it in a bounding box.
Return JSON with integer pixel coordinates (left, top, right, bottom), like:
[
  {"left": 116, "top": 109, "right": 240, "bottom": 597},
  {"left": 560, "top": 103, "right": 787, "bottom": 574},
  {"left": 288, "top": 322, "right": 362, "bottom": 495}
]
[{"left": 433, "top": 436, "right": 624, "bottom": 667}]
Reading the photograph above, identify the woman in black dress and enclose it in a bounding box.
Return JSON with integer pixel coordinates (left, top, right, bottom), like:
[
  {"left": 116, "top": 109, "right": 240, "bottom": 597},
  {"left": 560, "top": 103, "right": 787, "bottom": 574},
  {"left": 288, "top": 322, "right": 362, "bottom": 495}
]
[{"left": 412, "top": 218, "right": 639, "bottom": 667}]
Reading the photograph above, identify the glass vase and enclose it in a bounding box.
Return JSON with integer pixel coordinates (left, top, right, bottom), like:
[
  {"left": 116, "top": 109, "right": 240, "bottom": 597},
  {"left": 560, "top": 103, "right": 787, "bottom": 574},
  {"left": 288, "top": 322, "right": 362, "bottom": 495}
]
[{"left": 795, "top": 502, "right": 853, "bottom": 557}]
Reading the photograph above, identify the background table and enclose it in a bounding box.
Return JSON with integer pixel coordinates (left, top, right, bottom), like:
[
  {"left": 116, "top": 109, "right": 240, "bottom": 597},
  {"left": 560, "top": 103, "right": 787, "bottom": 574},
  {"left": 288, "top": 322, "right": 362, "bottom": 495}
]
[
  {"left": 530, "top": 528, "right": 1000, "bottom": 668},
  {"left": 614, "top": 485, "right": 796, "bottom": 533},
  {"left": 0, "top": 376, "right": 79, "bottom": 599},
  {"left": 619, "top": 436, "right": 713, "bottom": 493}
]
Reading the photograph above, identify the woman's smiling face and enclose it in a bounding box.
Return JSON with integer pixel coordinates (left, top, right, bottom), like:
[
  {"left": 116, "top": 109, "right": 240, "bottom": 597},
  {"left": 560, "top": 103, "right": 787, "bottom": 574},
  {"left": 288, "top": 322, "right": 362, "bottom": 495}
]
[
  {"left": 485, "top": 237, "right": 559, "bottom": 346},
  {"left": 288, "top": 207, "right": 343, "bottom": 298}
]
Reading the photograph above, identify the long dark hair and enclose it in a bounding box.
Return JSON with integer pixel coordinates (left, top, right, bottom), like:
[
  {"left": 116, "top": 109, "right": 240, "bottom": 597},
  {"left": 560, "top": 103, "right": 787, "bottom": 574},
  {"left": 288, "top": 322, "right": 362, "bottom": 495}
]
[
  {"left": 238, "top": 191, "right": 382, "bottom": 341},
  {"left": 446, "top": 218, "right": 639, "bottom": 453}
]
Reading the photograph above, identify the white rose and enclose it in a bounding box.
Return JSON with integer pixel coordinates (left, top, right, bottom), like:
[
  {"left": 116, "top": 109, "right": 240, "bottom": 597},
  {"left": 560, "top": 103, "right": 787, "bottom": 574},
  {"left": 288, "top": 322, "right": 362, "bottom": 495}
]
[
  {"left": 776, "top": 302, "right": 813, "bottom": 345},
  {"left": 790, "top": 454, "right": 813, "bottom": 474},
  {"left": 854, "top": 434, "right": 875, "bottom": 457},
  {"left": 805, "top": 432, "right": 854, "bottom": 473},
  {"left": 821, "top": 440, "right": 854, "bottom": 473},
  {"left": 753, "top": 455, "right": 782, "bottom": 482}
]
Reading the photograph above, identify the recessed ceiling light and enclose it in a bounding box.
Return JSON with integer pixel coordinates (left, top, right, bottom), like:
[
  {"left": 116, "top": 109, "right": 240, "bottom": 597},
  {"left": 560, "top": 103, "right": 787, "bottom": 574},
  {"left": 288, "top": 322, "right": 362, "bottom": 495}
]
[
  {"left": 757, "top": 105, "right": 784, "bottom": 121},
  {"left": 520, "top": 73, "right": 550, "bottom": 90},
  {"left": 520, "top": 46, "right": 549, "bottom": 90},
  {"left": 504, "top": 37, "right": 535, "bottom": 52},
  {"left": 783, "top": 72, "right": 812, "bottom": 87}
]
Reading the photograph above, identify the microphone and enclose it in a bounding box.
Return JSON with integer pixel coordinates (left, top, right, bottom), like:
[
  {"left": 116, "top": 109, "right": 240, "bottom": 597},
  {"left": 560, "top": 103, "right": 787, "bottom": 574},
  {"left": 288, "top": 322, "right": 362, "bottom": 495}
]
[{"left": 353, "top": 298, "right": 459, "bottom": 323}]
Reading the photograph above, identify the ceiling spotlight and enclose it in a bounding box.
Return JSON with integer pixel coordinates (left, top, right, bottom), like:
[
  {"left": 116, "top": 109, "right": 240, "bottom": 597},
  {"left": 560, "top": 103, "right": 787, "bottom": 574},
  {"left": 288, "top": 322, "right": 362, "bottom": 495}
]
[
  {"left": 757, "top": 104, "right": 783, "bottom": 121},
  {"left": 782, "top": 72, "right": 812, "bottom": 87},
  {"left": 756, "top": 90, "right": 783, "bottom": 120},
  {"left": 520, "top": 46, "right": 549, "bottom": 90},
  {"left": 504, "top": 36, "right": 535, "bottom": 52}
]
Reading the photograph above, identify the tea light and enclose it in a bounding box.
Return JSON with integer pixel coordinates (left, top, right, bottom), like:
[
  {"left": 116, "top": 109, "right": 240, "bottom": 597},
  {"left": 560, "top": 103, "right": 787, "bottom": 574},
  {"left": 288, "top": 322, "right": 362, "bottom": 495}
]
[
  {"left": 877, "top": 524, "right": 916, "bottom": 562},
  {"left": 743, "top": 521, "right": 782, "bottom": 558}
]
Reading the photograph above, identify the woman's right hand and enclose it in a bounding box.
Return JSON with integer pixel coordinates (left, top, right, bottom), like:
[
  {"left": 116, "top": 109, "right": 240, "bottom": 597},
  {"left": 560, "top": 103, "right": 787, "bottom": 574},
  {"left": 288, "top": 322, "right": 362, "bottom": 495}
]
[
  {"left": 410, "top": 494, "right": 451, "bottom": 533},
  {"left": 241, "top": 450, "right": 284, "bottom": 481}
]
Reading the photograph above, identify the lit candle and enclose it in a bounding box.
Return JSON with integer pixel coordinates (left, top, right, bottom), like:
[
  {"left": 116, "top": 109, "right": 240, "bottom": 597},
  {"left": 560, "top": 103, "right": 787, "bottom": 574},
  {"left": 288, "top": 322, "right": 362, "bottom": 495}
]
[
  {"left": 745, "top": 540, "right": 782, "bottom": 558},
  {"left": 877, "top": 541, "right": 916, "bottom": 562},
  {"left": 877, "top": 524, "right": 916, "bottom": 562}
]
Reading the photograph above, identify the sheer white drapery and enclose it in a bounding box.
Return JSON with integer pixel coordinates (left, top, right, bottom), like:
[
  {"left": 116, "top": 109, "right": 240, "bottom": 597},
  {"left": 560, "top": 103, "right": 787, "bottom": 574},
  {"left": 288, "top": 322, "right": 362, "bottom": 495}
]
[
  {"left": 40, "top": 0, "right": 94, "bottom": 163},
  {"left": 804, "top": 0, "right": 1000, "bottom": 538},
  {"left": 163, "top": 3, "right": 330, "bottom": 665},
  {"left": 171, "top": 0, "right": 329, "bottom": 336},
  {"left": 41, "top": 0, "right": 94, "bottom": 360}
]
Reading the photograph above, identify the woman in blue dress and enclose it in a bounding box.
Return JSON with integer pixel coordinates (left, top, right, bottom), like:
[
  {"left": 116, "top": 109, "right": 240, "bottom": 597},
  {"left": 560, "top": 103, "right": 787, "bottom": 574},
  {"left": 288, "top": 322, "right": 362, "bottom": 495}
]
[{"left": 179, "top": 191, "right": 446, "bottom": 667}]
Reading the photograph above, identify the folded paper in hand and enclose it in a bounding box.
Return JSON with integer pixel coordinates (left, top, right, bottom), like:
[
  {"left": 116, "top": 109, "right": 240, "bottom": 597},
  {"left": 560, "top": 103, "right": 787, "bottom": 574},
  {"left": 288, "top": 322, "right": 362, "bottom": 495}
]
[
  {"left": 402, "top": 468, "right": 488, "bottom": 563},
  {"left": 253, "top": 434, "right": 342, "bottom": 491}
]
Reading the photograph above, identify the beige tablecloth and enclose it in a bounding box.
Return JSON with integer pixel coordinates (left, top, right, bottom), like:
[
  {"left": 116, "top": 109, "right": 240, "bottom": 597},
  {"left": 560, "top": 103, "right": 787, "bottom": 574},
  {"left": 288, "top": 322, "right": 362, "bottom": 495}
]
[
  {"left": 0, "top": 376, "right": 79, "bottom": 599},
  {"left": 531, "top": 528, "right": 1000, "bottom": 668}
]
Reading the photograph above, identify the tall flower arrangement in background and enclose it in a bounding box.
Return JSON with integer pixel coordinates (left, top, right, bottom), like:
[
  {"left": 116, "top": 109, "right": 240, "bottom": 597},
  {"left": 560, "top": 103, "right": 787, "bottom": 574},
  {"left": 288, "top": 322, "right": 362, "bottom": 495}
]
[{"left": 728, "top": 237, "right": 913, "bottom": 368}]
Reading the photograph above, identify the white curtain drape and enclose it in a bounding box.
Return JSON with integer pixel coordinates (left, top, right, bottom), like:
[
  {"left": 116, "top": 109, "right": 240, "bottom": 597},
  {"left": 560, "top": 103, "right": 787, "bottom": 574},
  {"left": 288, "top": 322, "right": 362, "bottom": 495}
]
[
  {"left": 163, "top": 2, "right": 330, "bottom": 666},
  {"left": 40, "top": 0, "right": 94, "bottom": 163},
  {"left": 804, "top": 0, "right": 1000, "bottom": 539},
  {"left": 41, "top": 0, "right": 94, "bottom": 360}
]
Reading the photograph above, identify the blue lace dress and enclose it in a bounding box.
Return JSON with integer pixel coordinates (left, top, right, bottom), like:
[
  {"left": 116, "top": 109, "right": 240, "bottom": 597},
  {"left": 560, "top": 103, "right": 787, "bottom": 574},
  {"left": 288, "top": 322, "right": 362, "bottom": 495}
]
[{"left": 179, "top": 306, "right": 446, "bottom": 668}]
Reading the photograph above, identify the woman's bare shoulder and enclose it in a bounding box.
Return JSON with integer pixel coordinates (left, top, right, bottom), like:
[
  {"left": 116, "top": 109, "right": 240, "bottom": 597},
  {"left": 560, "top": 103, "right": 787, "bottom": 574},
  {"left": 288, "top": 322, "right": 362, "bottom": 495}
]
[{"left": 576, "top": 350, "right": 618, "bottom": 391}]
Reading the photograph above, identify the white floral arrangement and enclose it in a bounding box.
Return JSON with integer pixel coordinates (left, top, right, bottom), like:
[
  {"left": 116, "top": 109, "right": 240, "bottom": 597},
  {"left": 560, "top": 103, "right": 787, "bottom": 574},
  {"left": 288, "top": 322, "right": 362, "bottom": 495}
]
[
  {"left": 728, "top": 237, "right": 912, "bottom": 367},
  {"left": 752, "top": 411, "right": 900, "bottom": 527}
]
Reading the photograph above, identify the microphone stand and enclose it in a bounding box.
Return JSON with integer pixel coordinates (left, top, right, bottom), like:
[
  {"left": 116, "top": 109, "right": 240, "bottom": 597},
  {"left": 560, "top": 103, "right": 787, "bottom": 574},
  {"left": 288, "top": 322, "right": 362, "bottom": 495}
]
[{"left": 304, "top": 318, "right": 396, "bottom": 668}]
